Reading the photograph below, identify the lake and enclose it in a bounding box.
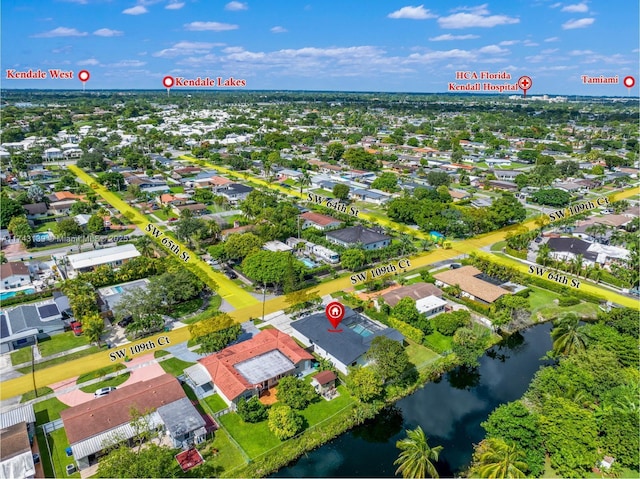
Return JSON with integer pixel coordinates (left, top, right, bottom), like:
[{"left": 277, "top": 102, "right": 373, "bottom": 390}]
[{"left": 273, "top": 322, "right": 554, "bottom": 478}]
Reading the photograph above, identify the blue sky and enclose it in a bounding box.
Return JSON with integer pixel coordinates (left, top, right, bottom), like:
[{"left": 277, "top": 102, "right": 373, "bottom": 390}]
[{"left": 2, "top": 0, "right": 638, "bottom": 94}]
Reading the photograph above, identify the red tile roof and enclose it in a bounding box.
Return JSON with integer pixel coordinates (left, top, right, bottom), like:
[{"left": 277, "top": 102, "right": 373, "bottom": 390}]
[
  {"left": 198, "top": 329, "right": 313, "bottom": 402},
  {"left": 61, "top": 374, "right": 186, "bottom": 445},
  {"left": 312, "top": 370, "right": 337, "bottom": 385},
  {"left": 299, "top": 211, "right": 341, "bottom": 227}
]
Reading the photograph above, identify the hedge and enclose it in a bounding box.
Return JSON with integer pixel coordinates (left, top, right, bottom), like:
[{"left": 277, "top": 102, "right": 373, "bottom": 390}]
[
  {"left": 388, "top": 317, "right": 424, "bottom": 343},
  {"left": 526, "top": 276, "right": 601, "bottom": 303},
  {"left": 0, "top": 289, "right": 55, "bottom": 308},
  {"left": 442, "top": 293, "right": 492, "bottom": 315}
]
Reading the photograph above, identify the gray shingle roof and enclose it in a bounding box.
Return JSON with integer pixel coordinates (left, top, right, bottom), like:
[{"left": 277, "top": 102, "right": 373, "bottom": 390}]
[{"left": 326, "top": 226, "right": 390, "bottom": 246}]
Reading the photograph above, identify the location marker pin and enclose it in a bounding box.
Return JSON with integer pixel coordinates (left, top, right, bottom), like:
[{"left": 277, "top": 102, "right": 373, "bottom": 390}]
[
  {"left": 78, "top": 70, "right": 90, "bottom": 92},
  {"left": 325, "top": 301, "right": 345, "bottom": 333},
  {"left": 517, "top": 75, "right": 532, "bottom": 98},
  {"left": 623, "top": 76, "right": 635, "bottom": 96},
  {"left": 163, "top": 76, "right": 175, "bottom": 96}
]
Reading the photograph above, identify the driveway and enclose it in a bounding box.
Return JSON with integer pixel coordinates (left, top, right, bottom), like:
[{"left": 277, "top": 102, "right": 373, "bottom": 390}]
[{"left": 164, "top": 343, "right": 205, "bottom": 363}]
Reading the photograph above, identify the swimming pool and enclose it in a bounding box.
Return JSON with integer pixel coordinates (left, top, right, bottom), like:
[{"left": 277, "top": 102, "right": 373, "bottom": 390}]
[
  {"left": 33, "top": 232, "right": 53, "bottom": 242},
  {"left": 300, "top": 258, "right": 318, "bottom": 269},
  {"left": 351, "top": 324, "right": 373, "bottom": 337},
  {"left": 113, "top": 286, "right": 124, "bottom": 293},
  {"left": 0, "top": 288, "right": 36, "bottom": 301}
]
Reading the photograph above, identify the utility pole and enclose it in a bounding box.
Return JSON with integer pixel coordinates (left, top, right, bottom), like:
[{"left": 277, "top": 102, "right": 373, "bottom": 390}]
[{"left": 262, "top": 282, "right": 266, "bottom": 322}]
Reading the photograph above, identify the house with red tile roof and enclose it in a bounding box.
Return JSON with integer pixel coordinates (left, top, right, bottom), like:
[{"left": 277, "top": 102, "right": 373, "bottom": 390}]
[
  {"left": 299, "top": 211, "right": 342, "bottom": 231},
  {"left": 60, "top": 374, "right": 207, "bottom": 470},
  {"left": 183, "top": 329, "right": 313, "bottom": 407}
]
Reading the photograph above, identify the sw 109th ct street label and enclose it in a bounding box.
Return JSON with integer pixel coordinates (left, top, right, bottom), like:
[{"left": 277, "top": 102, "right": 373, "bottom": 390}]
[
  {"left": 109, "top": 336, "right": 171, "bottom": 361},
  {"left": 350, "top": 259, "right": 411, "bottom": 285},
  {"left": 145, "top": 223, "right": 190, "bottom": 262}
]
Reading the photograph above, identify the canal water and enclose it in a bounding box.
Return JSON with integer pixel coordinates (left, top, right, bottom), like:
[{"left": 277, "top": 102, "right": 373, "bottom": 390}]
[{"left": 273, "top": 322, "right": 554, "bottom": 478}]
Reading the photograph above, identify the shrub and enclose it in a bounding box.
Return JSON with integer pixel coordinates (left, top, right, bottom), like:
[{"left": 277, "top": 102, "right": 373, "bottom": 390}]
[
  {"left": 388, "top": 317, "right": 424, "bottom": 343},
  {"left": 276, "top": 376, "right": 317, "bottom": 410},
  {"left": 237, "top": 396, "right": 268, "bottom": 423},
  {"left": 432, "top": 310, "right": 471, "bottom": 336},
  {"left": 558, "top": 296, "right": 580, "bottom": 307},
  {"left": 268, "top": 404, "right": 304, "bottom": 440}
]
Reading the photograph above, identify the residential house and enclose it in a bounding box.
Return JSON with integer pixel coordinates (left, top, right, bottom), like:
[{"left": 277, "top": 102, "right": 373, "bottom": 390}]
[
  {"left": 378, "top": 282, "right": 443, "bottom": 308},
  {"left": 349, "top": 188, "right": 391, "bottom": 205},
  {"left": 263, "top": 240, "right": 293, "bottom": 253},
  {"left": 491, "top": 170, "right": 522, "bottom": 182},
  {"left": 61, "top": 374, "right": 207, "bottom": 470},
  {"left": 486, "top": 180, "right": 519, "bottom": 192},
  {"left": 219, "top": 183, "right": 253, "bottom": 205},
  {"left": 0, "top": 262, "right": 32, "bottom": 289},
  {"left": 220, "top": 224, "right": 255, "bottom": 240},
  {"left": 415, "top": 296, "right": 448, "bottom": 318},
  {"left": 174, "top": 203, "right": 208, "bottom": 216},
  {"left": 183, "top": 329, "right": 313, "bottom": 406},
  {"left": 1, "top": 300, "right": 68, "bottom": 353},
  {"left": 43, "top": 147, "right": 63, "bottom": 160},
  {"left": 326, "top": 226, "right": 391, "bottom": 251},
  {"left": 299, "top": 212, "right": 342, "bottom": 231},
  {"left": 48, "top": 200, "right": 75, "bottom": 216},
  {"left": 290, "top": 307, "right": 404, "bottom": 375},
  {"left": 0, "top": 422, "right": 36, "bottom": 479},
  {"left": 23, "top": 203, "right": 48, "bottom": 220},
  {"left": 546, "top": 237, "right": 629, "bottom": 267},
  {"left": 125, "top": 176, "right": 169, "bottom": 194},
  {"left": 98, "top": 280, "right": 148, "bottom": 314},
  {"left": 448, "top": 189, "right": 471, "bottom": 201},
  {"left": 433, "top": 266, "right": 513, "bottom": 305},
  {"left": 66, "top": 244, "right": 141, "bottom": 273}
]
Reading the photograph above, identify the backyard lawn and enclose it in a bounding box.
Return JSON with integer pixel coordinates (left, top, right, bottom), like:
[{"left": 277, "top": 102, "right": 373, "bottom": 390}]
[
  {"left": 218, "top": 412, "right": 281, "bottom": 458},
  {"left": 33, "top": 396, "right": 69, "bottom": 424},
  {"left": 528, "top": 286, "right": 600, "bottom": 322},
  {"left": 422, "top": 331, "right": 453, "bottom": 354},
  {"left": 298, "top": 385, "right": 353, "bottom": 428},
  {"left": 46, "top": 428, "right": 80, "bottom": 478},
  {"left": 159, "top": 357, "right": 196, "bottom": 377},
  {"left": 204, "top": 394, "right": 228, "bottom": 413},
  {"left": 198, "top": 429, "right": 247, "bottom": 477},
  {"left": 405, "top": 339, "right": 439, "bottom": 368}
]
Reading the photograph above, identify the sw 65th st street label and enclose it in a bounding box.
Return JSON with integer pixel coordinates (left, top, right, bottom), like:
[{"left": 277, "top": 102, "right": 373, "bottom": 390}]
[{"left": 145, "top": 224, "right": 190, "bottom": 262}]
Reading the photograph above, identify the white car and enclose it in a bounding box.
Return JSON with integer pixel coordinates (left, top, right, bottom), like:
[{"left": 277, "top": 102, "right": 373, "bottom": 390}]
[{"left": 94, "top": 387, "right": 116, "bottom": 398}]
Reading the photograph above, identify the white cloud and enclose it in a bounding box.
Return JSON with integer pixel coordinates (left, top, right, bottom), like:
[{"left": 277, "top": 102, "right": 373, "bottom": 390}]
[
  {"left": 165, "top": 1, "right": 185, "bottom": 9},
  {"left": 438, "top": 7, "right": 519, "bottom": 29},
  {"left": 33, "top": 27, "right": 88, "bottom": 37},
  {"left": 541, "top": 48, "right": 559, "bottom": 54},
  {"left": 451, "top": 4, "right": 490, "bottom": 14},
  {"left": 562, "top": 3, "right": 588, "bottom": 12},
  {"left": 388, "top": 5, "right": 436, "bottom": 20},
  {"left": 569, "top": 49, "right": 594, "bottom": 55},
  {"left": 270, "top": 26, "right": 287, "bottom": 33},
  {"left": 225, "top": 1, "right": 248, "bottom": 10},
  {"left": 544, "top": 36, "right": 560, "bottom": 42},
  {"left": 109, "top": 60, "right": 147, "bottom": 67},
  {"left": 93, "top": 28, "right": 123, "bottom": 37},
  {"left": 184, "top": 21, "right": 239, "bottom": 31},
  {"left": 478, "top": 45, "right": 509, "bottom": 55},
  {"left": 429, "top": 34, "right": 479, "bottom": 41},
  {"left": 408, "top": 49, "right": 476, "bottom": 62},
  {"left": 550, "top": 2, "right": 562, "bottom": 8},
  {"left": 223, "top": 46, "right": 245, "bottom": 53},
  {"left": 122, "top": 5, "right": 148, "bottom": 15},
  {"left": 153, "top": 41, "right": 221, "bottom": 57},
  {"left": 562, "top": 17, "right": 594, "bottom": 29},
  {"left": 52, "top": 45, "right": 73, "bottom": 54},
  {"left": 77, "top": 58, "right": 100, "bottom": 65},
  {"left": 499, "top": 40, "right": 519, "bottom": 46},
  {"left": 523, "top": 40, "right": 539, "bottom": 47}
]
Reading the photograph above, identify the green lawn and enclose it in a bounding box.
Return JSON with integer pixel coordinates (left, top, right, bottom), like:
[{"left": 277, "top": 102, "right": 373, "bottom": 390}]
[
  {"left": 21, "top": 387, "right": 54, "bottom": 402},
  {"left": 405, "top": 339, "right": 440, "bottom": 367},
  {"left": 38, "top": 331, "right": 91, "bottom": 357},
  {"left": 35, "top": 221, "right": 58, "bottom": 233},
  {"left": 422, "top": 331, "right": 453, "bottom": 354},
  {"left": 490, "top": 240, "right": 507, "bottom": 252},
  {"left": 181, "top": 297, "right": 222, "bottom": 325},
  {"left": 528, "top": 286, "right": 599, "bottom": 322},
  {"left": 17, "top": 346, "right": 103, "bottom": 373},
  {"left": 170, "top": 186, "right": 185, "bottom": 193},
  {"left": 528, "top": 287, "right": 559, "bottom": 312},
  {"left": 197, "top": 429, "right": 247, "bottom": 477},
  {"left": 76, "top": 364, "right": 127, "bottom": 384},
  {"left": 218, "top": 412, "right": 282, "bottom": 458},
  {"left": 10, "top": 347, "right": 33, "bottom": 366},
  {"left": 299, "top": 385, "right": 353, "bottom": 428},
  {"left": 47, "top": 428, "right": 80, "bottom": 478},
  {"left": 158, "top": 357, "right": 196, "bottom": 377},
  {"left": 167, "top": 298, "right": 204, "bottom": 318},
  {"left": 79, "top": 373, "right": 130, "bottom": 393},
  {"left": 204, "top": 394, "right": 229, "bottom": 413},
  {"left": 33, "top": 397, "right": 69, "bottom": 424},
  {"left": 154, "top": 349, "right": 171, "bottom": 358},
  {"left": 153, "top": 209, "right": 170, "bottom": 220}
]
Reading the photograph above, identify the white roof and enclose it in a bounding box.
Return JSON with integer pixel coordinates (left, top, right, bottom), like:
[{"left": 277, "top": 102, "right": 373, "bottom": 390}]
[
  {"left": 68, "top": 244, "right": 140, "bottom": 270},
  {"left": 416, "top": 295, "right": 448, "bottom": 313},
  {"left": 0, "top": 404, "right": 36, "bottom": 429},
  {"left": 184, "top": 364, "right": 212, "bottom": 387},
  {"left": 0, "top": 451, "right": 35, "bottom": 479},
  {"left": 263, "top": 241, "right": 293, "bottom": 252}
]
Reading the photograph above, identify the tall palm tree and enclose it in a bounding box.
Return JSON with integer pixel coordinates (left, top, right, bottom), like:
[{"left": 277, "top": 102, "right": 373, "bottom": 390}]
[
  {"left": 469, "top": 438, "right": 528, "bottom": 479},
  {"left": 571, "top": 254, "right": 584, "bottom": 277},
  {"left": 394, "top": 426, "right": 443, "bottom": 479},
  {"left": 299, "top": 170, "right": 312, "bottom": 195},
  {"left": 420, "top": 239, "right": 432, "bottom": 252},
  {"left": 551, "top": 313, "right": 587, "bottom": 357},
  {"left": 135, "top": 236, "right": 154, "bottom": 257},
  {"left": 536, "top": 243, "right": 552, "bottom": 267}
]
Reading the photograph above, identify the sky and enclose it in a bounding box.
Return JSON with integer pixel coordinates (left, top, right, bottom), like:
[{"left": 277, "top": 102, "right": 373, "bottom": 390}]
[{"left": 2, "top": 0, "right": 639, "bottom": 94}]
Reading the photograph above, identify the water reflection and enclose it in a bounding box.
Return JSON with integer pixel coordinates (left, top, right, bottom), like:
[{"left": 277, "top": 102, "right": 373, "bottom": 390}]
[{"left": 273, "top": 323, "right": 554, "bottom": 478}]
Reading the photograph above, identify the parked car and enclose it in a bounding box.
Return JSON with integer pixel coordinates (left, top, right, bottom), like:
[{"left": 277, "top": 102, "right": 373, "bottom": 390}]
[
  {"left": 117, "top": 316, "right": 133, "bottom": 328},
  {"left": 449, "top": 263, "right": 462, "bottom": 269},
  {"left": 71, "top": 321, "right": 83, "bottom": 336},
  {"left": 224, "top": 269, "right": 238, "bottom": 279},
  {"left": 94, "top": 387, "right": 117, "bottom": 398},
  {"left": 167, "top": 217, "right": 178, "bottom": 222}
]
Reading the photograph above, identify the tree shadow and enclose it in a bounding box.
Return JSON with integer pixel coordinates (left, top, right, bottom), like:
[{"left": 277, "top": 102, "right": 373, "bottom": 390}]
[
  {"left": 351, "top": 406, "right": 404, "bottom": 443},
  {"left": 446, "top": 365, "right": 481, "bottom": 390}
]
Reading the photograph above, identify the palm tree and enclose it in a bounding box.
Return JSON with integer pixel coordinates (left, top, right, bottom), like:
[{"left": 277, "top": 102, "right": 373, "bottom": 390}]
[
  {"left": 299, "top": 170, "right": 312, "bottom": 195},
  {"left": 469, "top": 438, "right": 528, "bottom": 479},
  {"left": 394, "top": 426, "right": 443, "bottom": 479},
  {"left": 420, "top": 239, "right": 432, "bottom": 252},
  {"left": 571, "top": 254, "right": 584, "bottom": 277},
  {"left": 551, "top": 313, "right": 587, "bottom": 357},
  {"left": 536, "top": 243, "right": 552, "bottom": 267},
  {"left": 135, "top": 236, "right": 154, "bottom": 257},
  {"left": 399, "top": 234, "right": 415, "bottom": 257}
]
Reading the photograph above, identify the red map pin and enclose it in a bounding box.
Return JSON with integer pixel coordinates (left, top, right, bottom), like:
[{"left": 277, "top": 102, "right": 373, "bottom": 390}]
[
  {"left": 325, "top": 301, "right": 345, "bottom": 332},
  {"left": 623, "top": 76, "right": 635, "bottom": 88},
  {"left": 78, "top": 70, "right": 90, "bottom": 91},
  {"left": 517, "top": 76, "right": 532, "bottom": 98},
  {"left": 163, "top": 75, "right": 175, "bottom": 95}
]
